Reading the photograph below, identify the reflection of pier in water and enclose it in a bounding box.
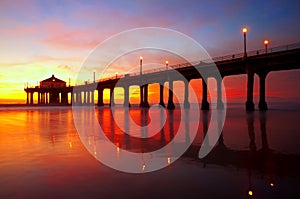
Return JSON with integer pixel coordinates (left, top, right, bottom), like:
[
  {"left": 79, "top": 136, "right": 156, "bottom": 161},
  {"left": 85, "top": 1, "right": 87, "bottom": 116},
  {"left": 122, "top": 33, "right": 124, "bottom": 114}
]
[
  {"left": 189, "top": 110, "right": 300, "bottom": 183},
  {"left": 95, "top": 107, "right": 300, "bottom": 178}
]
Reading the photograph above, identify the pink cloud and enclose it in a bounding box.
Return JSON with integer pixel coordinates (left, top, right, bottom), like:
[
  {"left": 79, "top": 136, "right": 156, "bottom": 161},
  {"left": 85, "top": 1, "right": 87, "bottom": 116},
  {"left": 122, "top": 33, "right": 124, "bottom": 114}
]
[{"left": 40, "top": 21, "right": 101, "bottom": 50}]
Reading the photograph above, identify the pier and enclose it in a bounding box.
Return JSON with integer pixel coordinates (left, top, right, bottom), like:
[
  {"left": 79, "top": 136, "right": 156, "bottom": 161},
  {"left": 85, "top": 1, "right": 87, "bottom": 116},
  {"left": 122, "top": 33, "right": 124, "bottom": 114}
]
[{"left": 24, "top": 42, "right": 300, "bottom": 110}]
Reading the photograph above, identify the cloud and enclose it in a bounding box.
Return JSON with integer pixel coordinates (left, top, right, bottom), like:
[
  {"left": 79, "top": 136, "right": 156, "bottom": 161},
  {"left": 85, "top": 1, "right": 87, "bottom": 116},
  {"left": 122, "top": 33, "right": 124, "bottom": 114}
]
[
  {"left": 40, "top": 21, "right": 101, "bottom": 50},
  {"left": 57, "top": 64, "right": 73, "bottom": 72}
]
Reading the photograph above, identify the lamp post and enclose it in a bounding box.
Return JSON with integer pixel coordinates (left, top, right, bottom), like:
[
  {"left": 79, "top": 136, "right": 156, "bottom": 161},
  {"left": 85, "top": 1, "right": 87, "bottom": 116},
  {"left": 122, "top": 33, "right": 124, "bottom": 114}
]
[
  {"left": 140, "top": 56, "right": 143, "bottom": 75},
  {"left": 264, "top": 40, "right": 269, "bottom": 54},
  {"left": 115, "top": 72, "right": 118, "bottom": 79},
  {"left": 242, "top": 27, "right": 248, "bottom": 58},
  {"left": 165, "top": 60, "right": 169, "bottom": 70}
]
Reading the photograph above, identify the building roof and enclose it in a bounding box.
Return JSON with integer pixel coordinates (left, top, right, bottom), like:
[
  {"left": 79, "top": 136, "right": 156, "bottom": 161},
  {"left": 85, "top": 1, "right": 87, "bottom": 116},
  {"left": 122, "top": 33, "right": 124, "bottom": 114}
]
[{"left": 41, "top": 74, "right": 66, "bottom": 83}]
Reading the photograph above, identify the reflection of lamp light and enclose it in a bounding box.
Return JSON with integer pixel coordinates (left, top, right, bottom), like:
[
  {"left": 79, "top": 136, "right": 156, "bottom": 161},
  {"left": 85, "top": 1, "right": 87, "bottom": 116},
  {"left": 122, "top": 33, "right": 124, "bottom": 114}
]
[
  {"left": 264, "top": 39, "right": 269, "bottom": 54},
  {"left": 116, "top": 142, "right": 120, "bottom": 158},
  {"left": 242, "top": 27, "right": 248, "bottom": 57},
  {"left": 93, "top": 144, "right": 97, "bottom": 156},
  {"left": 248, "top": 190, "right": 253, "bottom": 196},
  {"left": 142, "top": 164, "right": 146, "bottom": 171},
  {"left": 140, "top": 56, "right": 143, "bottom": 75},
  {"left": 167, "top": 157, "right": 171, "bottom": 164}
]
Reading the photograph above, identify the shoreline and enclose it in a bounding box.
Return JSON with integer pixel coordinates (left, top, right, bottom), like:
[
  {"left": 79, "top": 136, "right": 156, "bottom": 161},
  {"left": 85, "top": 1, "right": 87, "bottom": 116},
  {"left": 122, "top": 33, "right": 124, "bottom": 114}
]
[{"left": 0, "top": 101, "right": 300, "bottom": 111}]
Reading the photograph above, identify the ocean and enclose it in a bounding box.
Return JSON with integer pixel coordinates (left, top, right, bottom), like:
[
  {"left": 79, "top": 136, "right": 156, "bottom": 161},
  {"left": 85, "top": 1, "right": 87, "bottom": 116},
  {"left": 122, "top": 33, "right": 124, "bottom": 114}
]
[{"left": 0, "top": 103, "right": 299, "bottom": 198}]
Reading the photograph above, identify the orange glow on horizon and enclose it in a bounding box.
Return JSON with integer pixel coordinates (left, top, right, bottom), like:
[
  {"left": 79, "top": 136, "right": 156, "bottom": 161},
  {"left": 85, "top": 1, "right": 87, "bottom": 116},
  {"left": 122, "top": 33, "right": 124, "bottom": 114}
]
[{"left": 2, "top": 69, "right": 300, "bottom": 104}]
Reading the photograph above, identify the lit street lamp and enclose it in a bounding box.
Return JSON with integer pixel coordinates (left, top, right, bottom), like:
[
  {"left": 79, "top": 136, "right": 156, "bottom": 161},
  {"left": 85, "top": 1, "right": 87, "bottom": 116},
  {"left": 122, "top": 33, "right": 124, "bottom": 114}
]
[
  {"left": 242, "top": 27, "right": 248, "bottom": 58},
  {"left": 165, "top": 60, "right": 169, "bottom": 70},
  {"left": 140, "top": 56, "right": 143, "bottom": 75},
  {"left": 264, "top": 39, "right": 269, "bottom": 54},
  {"left": 115, "top": 72, "right": 118, "bottom": 78}
]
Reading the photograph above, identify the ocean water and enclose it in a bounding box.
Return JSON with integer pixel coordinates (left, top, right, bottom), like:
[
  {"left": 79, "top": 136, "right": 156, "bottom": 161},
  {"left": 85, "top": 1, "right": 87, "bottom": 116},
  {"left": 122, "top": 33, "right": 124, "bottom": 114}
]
[{"left": 0, "top": 103, "right": 300, "bottom": 198}]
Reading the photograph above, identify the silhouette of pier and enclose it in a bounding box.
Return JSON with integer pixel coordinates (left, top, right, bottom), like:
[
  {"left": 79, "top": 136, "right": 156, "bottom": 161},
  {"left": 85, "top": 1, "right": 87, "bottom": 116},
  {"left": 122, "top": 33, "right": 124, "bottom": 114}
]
[{"left": 24, "top": 42, "right": 300, "bottom": 110}]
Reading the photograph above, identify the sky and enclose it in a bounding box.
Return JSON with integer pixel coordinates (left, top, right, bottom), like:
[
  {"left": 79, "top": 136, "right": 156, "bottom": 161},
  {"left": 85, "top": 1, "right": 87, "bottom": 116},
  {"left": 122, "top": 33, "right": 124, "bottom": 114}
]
[{"left": 1, "top": 0, "right": 300, "bottom": 104}]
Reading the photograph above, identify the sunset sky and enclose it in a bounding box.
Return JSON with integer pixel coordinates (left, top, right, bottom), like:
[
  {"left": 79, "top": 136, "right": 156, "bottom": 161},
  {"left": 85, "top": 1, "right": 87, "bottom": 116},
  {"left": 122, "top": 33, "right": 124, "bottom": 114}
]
[{"left": 1, "top": 0, "right": 300, "bottom": 104}]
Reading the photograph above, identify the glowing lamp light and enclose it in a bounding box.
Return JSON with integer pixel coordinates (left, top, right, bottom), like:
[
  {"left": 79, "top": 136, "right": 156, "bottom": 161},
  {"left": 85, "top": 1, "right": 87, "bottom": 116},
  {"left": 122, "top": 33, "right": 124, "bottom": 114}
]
[
  {"left": 242, "top": 27, "right": 248, "bottom": 33},
  {"left": 264, "top": 40, "right": 269, "bottom": 45},
  {"left": 140, "top": 56, "right": 143, "bottom": 60},
  {"left": 142, "top": 164, "right": 146, "bottom": 171},
  {"left": 165, "top": 60, "right": 169, "bottom": 65},
  {"left": 270, "top": 182, "right": 275, "bottom": 187}
]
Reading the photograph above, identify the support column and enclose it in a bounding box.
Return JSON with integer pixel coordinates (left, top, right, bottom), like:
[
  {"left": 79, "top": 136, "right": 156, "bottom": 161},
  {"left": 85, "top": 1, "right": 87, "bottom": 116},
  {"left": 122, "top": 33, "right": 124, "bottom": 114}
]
[
  {"left": 61, "top": 92, "right": 68, "bottom": 104},
  {"left": 258, "top": 72, "right": 268, "bottom": 110},
  {"left": 110, "top": 88, "right": 115, "bottom": 107},
  {"left": 124, "top": 86, "right": 130, "bottom": 107},
  {"left": 184, "top": 80, "right": 190, "bottom": 109},
  {"left": 66, "top": 92, "right": 68, "bottom": 105},
  {"left": 37, "top": 92, "right": 40, "bottom": 104},
  {"left": 71, "top": 92, "right": 74, "bottom": 105},
  {"left": 245, "top": 67, "right": 255, "bottom": 111},
  {"left": 41, "top": 93, "right": 45, "bottom": 104},
  {"left": 77, "top": 92, "right": 82, "bottom": 105},
  {"left": 30, "top": 92, "right": 33, "bottom": 104},
  {"left": 143, "top": 84, "right": 150, "bottom": 108},
  {"left": 26, "top": 92, "right": 29, "bottom": 104},
  {"left": 87, "top": 91, "right": 91, "bottom": 105},
  {"left": 201, "top": 78, "right": 209, "bottom": 110},
  {"left": 167, "top": 81, "right": 175, "bottom": 109},
  {"left": 91, "top": 90, "right": 94, "bottom": 105},
  {"left": 97, "top": 89, "right": 104, "bottom": 106},
  {"left": 83, "top": 91, "right": 87, "bottom": 105},
  {"left": 139, "top": 85, "right": 144, "bottom": 107},
  {"left": 46, "top": 92, "right": 48, "bottom": 104},
  {"left": 75, "top": 93, "right": 78, "bottom": 105},
  {"left": 159, "top": 83, "right": 165, "bottom": 107},
  {"left": 216, "top": 77, "right": 224, "bottom": 110}
]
